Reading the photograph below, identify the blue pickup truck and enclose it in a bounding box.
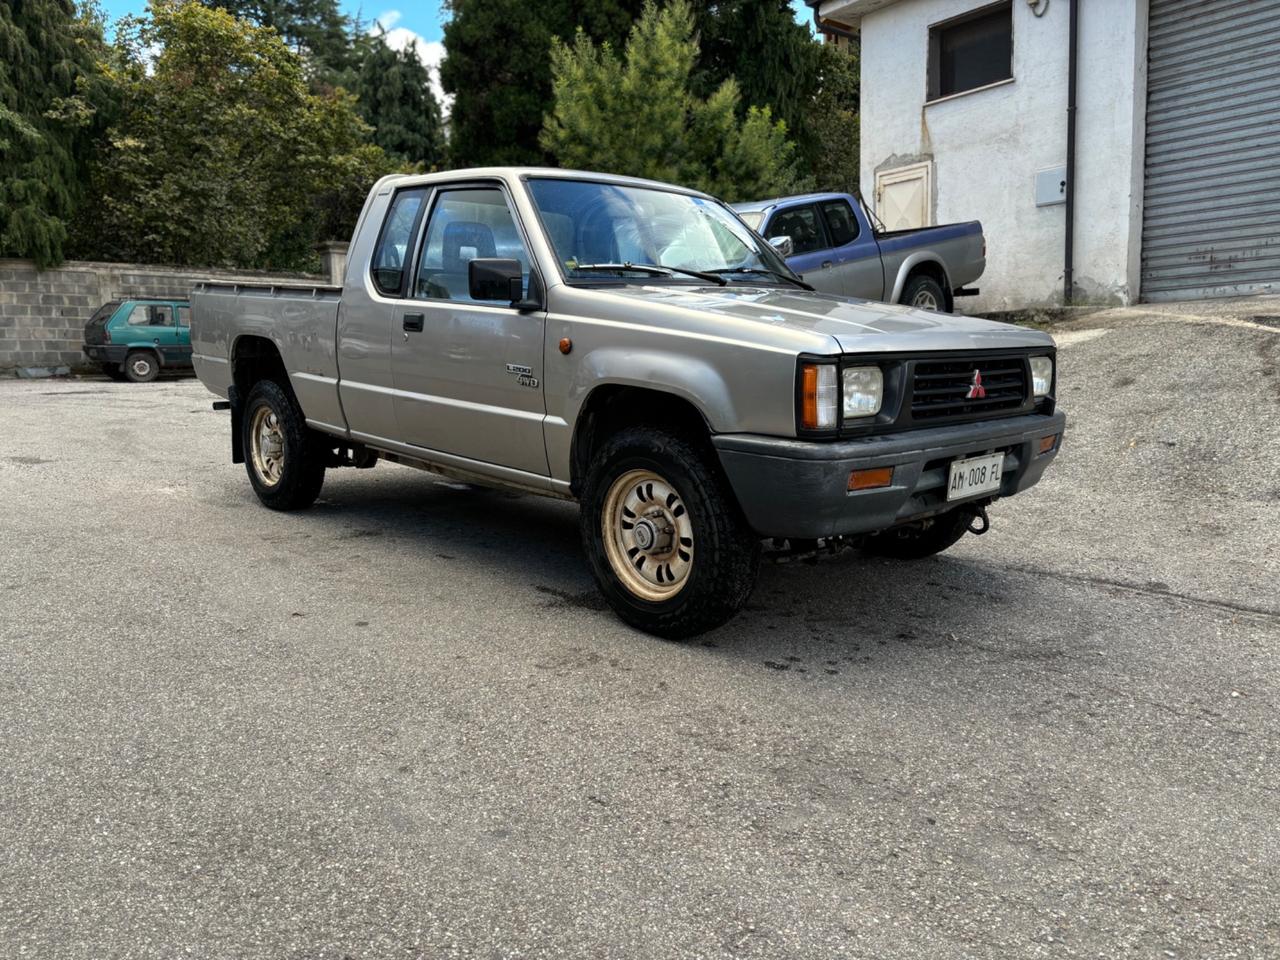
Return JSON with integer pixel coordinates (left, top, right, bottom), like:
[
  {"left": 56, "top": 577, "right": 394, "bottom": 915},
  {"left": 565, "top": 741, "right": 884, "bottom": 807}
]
[{"left": 732, "top": 192, "right": 985, "bottom": 312}]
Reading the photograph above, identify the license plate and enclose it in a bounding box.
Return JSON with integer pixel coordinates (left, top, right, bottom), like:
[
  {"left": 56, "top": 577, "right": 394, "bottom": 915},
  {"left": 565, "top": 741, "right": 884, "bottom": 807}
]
[{"left": 946, "top": 452, "right": 1004, "bottom": 501}]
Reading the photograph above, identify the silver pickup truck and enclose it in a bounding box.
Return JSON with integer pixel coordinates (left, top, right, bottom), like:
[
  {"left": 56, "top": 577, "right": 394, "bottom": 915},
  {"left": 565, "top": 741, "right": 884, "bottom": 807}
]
[{"left": 192, "top": 167, "right": 1065, "bottom": 638}]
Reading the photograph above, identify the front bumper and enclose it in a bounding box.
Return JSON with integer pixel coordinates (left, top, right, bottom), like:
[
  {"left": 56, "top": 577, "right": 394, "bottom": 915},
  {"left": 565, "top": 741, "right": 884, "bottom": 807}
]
[
  {"left": 714, "top": 411, "right": 1066, "bottom": 539},
  {"left": 82, "top": 345, "right": 128, "bottom": 364}
]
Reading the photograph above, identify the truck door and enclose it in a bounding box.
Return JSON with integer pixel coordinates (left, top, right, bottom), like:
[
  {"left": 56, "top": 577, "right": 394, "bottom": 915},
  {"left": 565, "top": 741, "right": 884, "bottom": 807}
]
[
  {"left": 391, "top": 184, "right": 548, "bottom": 476},
  {"left": 818, "top": 198, "right": 884, "bottom": 300},
  {"left": 763, "top": 205, "right": 841, "bottom": 294}
]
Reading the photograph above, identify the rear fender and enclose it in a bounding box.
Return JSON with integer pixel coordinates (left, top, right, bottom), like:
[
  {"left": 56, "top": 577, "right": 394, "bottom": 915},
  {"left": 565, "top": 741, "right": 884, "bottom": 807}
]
[{"left": 889, "top": 253, "right": 951, "bottom": 304}]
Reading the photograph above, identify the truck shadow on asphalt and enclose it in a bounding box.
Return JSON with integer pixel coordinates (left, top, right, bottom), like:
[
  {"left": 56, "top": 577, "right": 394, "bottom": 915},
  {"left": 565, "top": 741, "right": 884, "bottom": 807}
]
[{"left": 303, "top": 468, "right": 1092, "bottom": 669}]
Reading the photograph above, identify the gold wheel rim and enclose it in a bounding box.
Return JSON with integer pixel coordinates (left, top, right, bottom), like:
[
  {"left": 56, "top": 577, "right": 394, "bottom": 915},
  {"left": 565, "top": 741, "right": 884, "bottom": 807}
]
[
  {"left": 601, "top": 469, "right": 694, "bottom": 602},
  {"left": 249, "top": 403, "right": 286, "bottom": 487}
]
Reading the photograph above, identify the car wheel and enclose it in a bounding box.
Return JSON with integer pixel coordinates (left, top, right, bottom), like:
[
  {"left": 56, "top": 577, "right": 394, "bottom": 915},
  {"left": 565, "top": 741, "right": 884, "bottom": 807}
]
[
  {"left": 101, "top": 363, "right": 127, "bottom": 381},
  {"left": 242, "top": 379, "right": 326, "bottom": 511},
  {"left": 580, "top": 426, "right": 760, "bottom": 639},
  {"left": 123, "top": 351, "right": 159, "bottom": 383},
  {"left": 863, "top": 509, "right": 972, "bottom": 560},
  {"left": 901, "top": 274, "right": 948, "bottom": 312}
]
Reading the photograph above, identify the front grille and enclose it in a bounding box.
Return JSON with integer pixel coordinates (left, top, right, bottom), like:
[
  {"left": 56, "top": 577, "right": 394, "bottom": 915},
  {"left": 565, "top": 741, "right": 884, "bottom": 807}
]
[{"left": 910, "top": 356, "right": 1028, "bottom": 422}]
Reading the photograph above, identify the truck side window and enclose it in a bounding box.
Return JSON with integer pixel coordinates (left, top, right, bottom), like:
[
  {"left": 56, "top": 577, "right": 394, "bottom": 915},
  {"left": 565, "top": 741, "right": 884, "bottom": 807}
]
[
  {"left": 766, "top": 206, "right": 825, "bottom": 255},
  {"left": 371, "top": 187, "right": 428, "bottom": 296},
  {"left": 819, "top": 200, "right": 860, "bottom": 247},
  {"left": 414, "top": 188, "right": 530, "bottom": 303},
  {"left": 176, "top": 306, "right": 191, "bottom": 327}
]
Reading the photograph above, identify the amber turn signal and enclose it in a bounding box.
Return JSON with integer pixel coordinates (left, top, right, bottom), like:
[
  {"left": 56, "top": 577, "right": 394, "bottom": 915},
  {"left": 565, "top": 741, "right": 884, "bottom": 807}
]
[
  {"left": 1038, "top": 434, "right": 1058, "bottom": 454},
  {"left": 848, "top": 466, "right": 894, "bottom": 491},
  {"left": 558, "top": 337, "right": 573, "bottom": 354}
]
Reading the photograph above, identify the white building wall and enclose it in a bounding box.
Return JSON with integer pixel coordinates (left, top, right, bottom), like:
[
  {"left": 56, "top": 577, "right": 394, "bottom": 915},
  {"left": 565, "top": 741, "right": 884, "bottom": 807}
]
[{"left": 857, "top": 0, "right": 1148, "bottom": 312}]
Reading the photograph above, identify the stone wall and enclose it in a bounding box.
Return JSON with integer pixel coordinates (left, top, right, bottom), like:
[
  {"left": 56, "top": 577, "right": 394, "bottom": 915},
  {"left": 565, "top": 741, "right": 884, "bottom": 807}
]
[{"left": 0, "top": 258, "right": 331, "bottom": 376}]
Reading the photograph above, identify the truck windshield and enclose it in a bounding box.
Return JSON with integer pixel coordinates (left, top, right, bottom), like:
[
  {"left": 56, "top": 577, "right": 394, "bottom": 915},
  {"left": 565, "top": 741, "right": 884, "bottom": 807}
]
[{"left": 526, "top": 178, "right": 797, "bottom": 284}]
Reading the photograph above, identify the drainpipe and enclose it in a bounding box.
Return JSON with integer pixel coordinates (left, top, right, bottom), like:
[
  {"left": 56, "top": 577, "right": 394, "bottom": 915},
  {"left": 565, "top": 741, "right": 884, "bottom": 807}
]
[
  {"left": 1063, "top": 0, "right": 1080, "bottom": 304},
  {"left": 809, "top": 1, "right": 858, "bottom": 42}
]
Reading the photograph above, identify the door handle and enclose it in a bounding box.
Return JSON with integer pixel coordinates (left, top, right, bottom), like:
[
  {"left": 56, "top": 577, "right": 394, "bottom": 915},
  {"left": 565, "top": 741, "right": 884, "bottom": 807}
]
[
  {"left": 821, "top": 260, "right": 833, "bottom": 269},
  {"left": 403, "top": 313, "right": 424, "bottom": 332}
]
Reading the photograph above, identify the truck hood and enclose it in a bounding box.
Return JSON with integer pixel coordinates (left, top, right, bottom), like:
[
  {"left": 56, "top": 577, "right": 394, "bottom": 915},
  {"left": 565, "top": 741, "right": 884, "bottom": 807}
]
[{"left": 602, "top": 284, "right": 1054, "bottom": 353}]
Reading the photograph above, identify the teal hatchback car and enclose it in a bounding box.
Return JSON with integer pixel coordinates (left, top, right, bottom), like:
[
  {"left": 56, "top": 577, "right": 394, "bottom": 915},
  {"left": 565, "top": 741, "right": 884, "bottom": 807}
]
[{"left": 82, "top": 299, "right": 193, "bottom": 382}]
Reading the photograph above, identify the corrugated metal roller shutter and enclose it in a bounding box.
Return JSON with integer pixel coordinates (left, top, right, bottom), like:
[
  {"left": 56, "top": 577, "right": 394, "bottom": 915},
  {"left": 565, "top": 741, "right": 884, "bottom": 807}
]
[{"left": 1141, "top": 0, "right": 1280, "bottom": 301}]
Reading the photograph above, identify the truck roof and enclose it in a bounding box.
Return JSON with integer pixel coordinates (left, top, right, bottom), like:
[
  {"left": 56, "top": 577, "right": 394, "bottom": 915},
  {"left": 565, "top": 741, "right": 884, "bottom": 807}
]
[
  {"left": 374, "top": 166, "right": 718, "bottom": 200},
  {"left": 730, "top": 192, "right": 853, "bottom": 214}
]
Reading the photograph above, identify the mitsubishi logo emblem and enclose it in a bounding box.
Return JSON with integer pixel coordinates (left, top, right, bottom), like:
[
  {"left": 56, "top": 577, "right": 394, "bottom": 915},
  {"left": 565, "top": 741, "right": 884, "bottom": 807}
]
[{"left": 966, "top": 369, "right": 987, "bottom": 400}]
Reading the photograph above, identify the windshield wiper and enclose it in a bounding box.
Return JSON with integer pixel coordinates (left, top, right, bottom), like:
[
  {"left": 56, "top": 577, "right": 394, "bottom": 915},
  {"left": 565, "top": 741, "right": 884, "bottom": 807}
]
[
  {"left": 571, "top": 262, "right": 728, "bottom": 286},
  {"left": 709, "top": 267, "right": 814, "bottom": 291}
]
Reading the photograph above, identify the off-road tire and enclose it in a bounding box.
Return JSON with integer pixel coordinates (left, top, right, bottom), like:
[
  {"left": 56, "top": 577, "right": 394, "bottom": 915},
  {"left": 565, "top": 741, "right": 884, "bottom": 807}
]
[
  {"left": 901, "top": 274, "right": 948, "bottom": 312},
  {"left": 123, "top": 351, "right": 159, "bottom": 383},
  {"left": 580, "top": 426, "right": 760, "bottom": 639},
  {"left": 242, "top": 379, "right": 326, "bottom": 511},
  {"left": 864, "top": 509, "right": 972, "bottom": 560}
]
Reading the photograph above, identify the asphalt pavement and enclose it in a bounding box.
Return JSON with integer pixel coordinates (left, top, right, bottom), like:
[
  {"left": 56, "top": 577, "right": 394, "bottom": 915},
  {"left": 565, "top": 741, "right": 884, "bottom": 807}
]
[{"left": 1, "top": 299, "right": 1277, "bottom": 958}]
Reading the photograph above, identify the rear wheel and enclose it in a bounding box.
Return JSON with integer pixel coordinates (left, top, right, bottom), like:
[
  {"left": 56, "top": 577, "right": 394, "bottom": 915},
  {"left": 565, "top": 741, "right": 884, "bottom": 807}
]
[
  {"left": 242, "top": 379, "right": 326, "bottom": 510},
  {"left": 901, "top": 274, "right": 948, "bottom": 312},
  {"left": 580, "top": 426, "right": 760, "bottom": 639},
  {"left": 863, "top": 509, "right": 972, "bottom": 560},
  {"left": 123, "top": 351, "right": 159, "bottom": 383}
]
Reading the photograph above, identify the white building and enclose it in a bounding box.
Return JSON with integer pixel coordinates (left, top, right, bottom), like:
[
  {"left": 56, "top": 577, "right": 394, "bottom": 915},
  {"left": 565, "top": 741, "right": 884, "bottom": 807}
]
[{"left": 808, "top": 0, "right": 1280, "bottom": 311}]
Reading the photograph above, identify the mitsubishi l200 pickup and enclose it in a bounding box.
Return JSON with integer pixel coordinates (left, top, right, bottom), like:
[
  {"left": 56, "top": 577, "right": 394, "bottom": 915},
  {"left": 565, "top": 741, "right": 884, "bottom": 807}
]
[{"left": 192, "top": 168, "right": 1064, "bottom": 638}]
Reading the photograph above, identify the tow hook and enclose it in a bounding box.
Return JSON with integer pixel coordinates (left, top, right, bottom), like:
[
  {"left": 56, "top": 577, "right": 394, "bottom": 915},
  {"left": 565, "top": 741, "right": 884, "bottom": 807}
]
[{"left": 966, "top": 506, "right": 990, "bottom": 536}]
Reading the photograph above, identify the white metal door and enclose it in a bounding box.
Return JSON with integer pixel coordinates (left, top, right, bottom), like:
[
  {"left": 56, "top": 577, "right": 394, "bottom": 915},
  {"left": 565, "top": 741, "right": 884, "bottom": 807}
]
[
  {"left": 1141, "top": 0, "right": 1280, "bottom": 301},
  {"left": 874, "top": 162, "right": 932, "bottom": 231}
]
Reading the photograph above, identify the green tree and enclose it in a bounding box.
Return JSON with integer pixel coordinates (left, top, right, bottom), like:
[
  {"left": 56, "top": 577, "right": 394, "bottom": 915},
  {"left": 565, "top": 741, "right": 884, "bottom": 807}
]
[
  {"left": 441, "top": 0, "right": 647, "bottom": 167},
  {"left": 540, "top": 0, "right": 804, "bottom": 201},
  {"left": 808, "top": 42, "right": 859, "bottom": 194},
  {"left": 0, "top": 0, "right": 112, "bottom": 266},
  {"left": 356, "top": 29, "right": 446, "bottom": 168},
  {"left": 72, "top": 0, "right": 395, "bottom": 270},
  {"left": 691, "top": 0, "right": 824, "bottom": 168},
  {"left": 195, "top": 0, "right": 358, "bottom": 88}
]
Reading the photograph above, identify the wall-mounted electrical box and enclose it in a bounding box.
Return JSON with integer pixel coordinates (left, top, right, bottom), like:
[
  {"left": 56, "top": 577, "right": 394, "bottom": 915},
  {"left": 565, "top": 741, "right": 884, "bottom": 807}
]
[{"left": 1035, "top": 165, "right": 1067, "bottom": 206}]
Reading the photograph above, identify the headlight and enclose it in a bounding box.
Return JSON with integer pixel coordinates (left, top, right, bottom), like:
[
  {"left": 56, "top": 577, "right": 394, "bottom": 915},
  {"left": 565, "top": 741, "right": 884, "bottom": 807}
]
[
  {"left": 843, "top": 366, "right": 883, "bottom": 418},
  {"left": 1030, "top": 356, "right": 1054, "bottom": 397}
]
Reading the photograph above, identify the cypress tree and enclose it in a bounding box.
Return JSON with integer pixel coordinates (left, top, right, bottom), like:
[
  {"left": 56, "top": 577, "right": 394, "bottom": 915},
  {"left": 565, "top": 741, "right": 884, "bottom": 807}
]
[
  {"left": 442, "top": 0, "right": 648, "bottom": 167},
  {"left": 0, "top": 0, "right": 109, "bottom": 266},
  {"left": 356, "top": 30, "right": 446, "bottom": 168}
]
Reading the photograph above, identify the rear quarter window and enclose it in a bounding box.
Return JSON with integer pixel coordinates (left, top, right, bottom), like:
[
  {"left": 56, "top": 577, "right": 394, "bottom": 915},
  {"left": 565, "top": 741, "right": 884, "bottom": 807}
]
[{"left": 89, "top": 301, "right": 122, "bottom": 323}]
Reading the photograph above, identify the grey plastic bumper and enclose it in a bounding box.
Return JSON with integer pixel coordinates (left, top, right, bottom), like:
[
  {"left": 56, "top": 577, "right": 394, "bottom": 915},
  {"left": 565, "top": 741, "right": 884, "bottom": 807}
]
[
  {"left": 82, "top": 345, "right": 128, "bottom": 364},
  {"left": 714, "top": 410, "right": 1067, "bottom": 539}
]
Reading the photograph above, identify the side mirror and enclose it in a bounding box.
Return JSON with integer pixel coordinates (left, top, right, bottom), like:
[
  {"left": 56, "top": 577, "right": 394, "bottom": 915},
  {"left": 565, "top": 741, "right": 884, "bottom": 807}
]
[
  {"left": 768, "top": 235, "right": 794, "bottom": 258},
  {"left": 469, "top": 258, "right": 524, "bottom": 303}
]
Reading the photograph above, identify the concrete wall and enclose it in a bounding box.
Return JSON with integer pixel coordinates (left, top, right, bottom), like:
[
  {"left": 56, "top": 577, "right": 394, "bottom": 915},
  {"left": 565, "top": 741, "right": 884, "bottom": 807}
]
[
  {"left": 858, "top": 0, "right": 1148, "bottom": 312},
  {"left": 0, "top": 259, "right": 326, "bottom": 376}
]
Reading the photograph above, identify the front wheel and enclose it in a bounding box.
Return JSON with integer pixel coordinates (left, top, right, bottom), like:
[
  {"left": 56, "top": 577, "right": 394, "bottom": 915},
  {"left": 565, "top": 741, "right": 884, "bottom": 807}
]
[
  {"left": 580, "top": 427, "right": 760, "bottom": 639},
  {"left": 242, "top": 379, "right": 326, "bottom": 510}
]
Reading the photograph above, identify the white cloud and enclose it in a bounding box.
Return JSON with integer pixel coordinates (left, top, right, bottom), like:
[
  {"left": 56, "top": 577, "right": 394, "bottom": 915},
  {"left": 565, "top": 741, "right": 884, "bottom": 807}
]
[{"left": 373, "top": 10, "right": 451, "bottom": 115}]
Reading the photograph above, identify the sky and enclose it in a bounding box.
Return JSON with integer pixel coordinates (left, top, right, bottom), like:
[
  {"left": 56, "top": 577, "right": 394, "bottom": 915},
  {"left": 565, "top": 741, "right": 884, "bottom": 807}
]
[{"left": 97, "top": 1, "right": 815, "bottom": 108}]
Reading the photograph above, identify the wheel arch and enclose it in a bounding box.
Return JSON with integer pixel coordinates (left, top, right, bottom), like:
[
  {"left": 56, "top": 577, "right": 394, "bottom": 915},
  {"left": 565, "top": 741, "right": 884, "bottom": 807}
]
[
  {"left": 891, "top": 254, "right": 953, "bottom": 310},
  {"left": 569, "top": 383, "right": 716, "bottom": 497},
  {"left": 230, "top": 333, "right": 291, "bottom": 398}
]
